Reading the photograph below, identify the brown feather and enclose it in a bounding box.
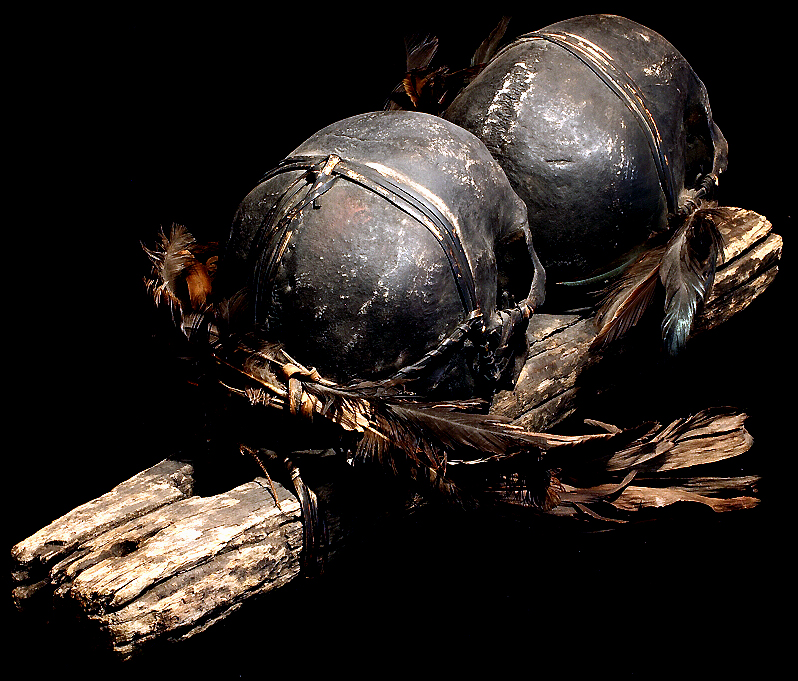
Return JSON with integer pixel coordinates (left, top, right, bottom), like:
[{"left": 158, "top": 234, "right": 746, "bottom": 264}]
[
  {"left": 385, "top": 35, "right": 438, "bottom": 111},
  {"left": 593, "top": 245, "right": 665, "bottom": 347},
  {"left": 471, "top": 15, "right": 511, "bottom": 66},
  {"left": 404, "top": 34, "right": 438, "bottom": 71},
  {"left": 386, "top": 29, "right": 488, "bottom": 114},
  {"left": 143, "top": 224, "right": 218, "bottom": 312}
]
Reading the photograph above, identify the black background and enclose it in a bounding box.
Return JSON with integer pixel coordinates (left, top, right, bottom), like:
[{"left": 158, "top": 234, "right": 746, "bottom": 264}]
[{"left": 10, "top": 3, "right": 790, "bottom": 676}]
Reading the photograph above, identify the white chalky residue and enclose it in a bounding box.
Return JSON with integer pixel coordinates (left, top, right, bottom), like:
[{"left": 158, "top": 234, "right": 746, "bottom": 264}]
[
  {"left": 643, "top": 57, "right": 668, "bottom": 78},
  {"left": 481, "top": 60, "right": 538, "bottom": 145}
]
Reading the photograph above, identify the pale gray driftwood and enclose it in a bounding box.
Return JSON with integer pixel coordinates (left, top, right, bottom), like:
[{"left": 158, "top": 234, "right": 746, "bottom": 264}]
[{"left": 11, "top": 459, "right": 303, "bottom": 660}]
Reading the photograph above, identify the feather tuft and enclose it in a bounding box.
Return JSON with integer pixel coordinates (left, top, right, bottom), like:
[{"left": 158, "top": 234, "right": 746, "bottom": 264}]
[
  {"left": 385, "top": 19, "right": 510, "bottom": 114},
  {"left": 404, "top": 34, "right": 439, "bottom": 72},
  {"left": 143, "top": 224, "right": 217, "bottom": 313}
]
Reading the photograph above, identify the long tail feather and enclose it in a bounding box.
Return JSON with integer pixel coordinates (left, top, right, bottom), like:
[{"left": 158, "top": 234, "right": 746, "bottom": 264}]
[{"left": 593, "top": 245, "right": 665, "bottom": 347}]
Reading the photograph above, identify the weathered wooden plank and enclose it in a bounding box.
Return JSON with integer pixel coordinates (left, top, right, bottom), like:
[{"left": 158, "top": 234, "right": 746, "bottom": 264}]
[
  {"left": 94, "top": 479, "right": 302, "bottom": 659},
  {"left": 491, "top": 314, "right": 595, "bottom": 429},
  {"left": 697, "top": 230, "right": 782, "bottom": 332},
  {"left": 11, "top": 459, "right": 195, "bottom": 601},
  {"left": 11, "top": 459, "right": 303, "bottom": 660}
]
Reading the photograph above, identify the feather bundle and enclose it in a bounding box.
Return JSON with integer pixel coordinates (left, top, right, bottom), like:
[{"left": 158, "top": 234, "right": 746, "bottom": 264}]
[
  {"left": 385, "top": 17, "right": 510, "bottom": 115},
  {"left": 388, "top": 64, "right": 484, "bottom": 114},
  {"left": 594, "top": 207, "right": 727, "bottom": 354},
  {"left": 143, "top": 224, "right": 217, "bottom": 324},
  {"left": 485, "top": 408, "right": 757, "bottom": 520},
  {"left": 218, "top": 339, "right": 622, "bottom": 509}
]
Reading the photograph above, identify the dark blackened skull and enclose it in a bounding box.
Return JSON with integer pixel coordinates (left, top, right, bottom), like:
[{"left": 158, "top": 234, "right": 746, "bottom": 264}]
[
  {"left": 444, "top": 14, "right": 728, "bottom": 294},
  {"left": 217, "top": 111, "right": 544, "bottom": 397}
]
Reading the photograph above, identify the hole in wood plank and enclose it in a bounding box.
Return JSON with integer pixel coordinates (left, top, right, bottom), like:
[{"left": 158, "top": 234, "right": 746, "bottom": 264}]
[{"left": 109, "top": 539, "right": 139, "bottom": 557}]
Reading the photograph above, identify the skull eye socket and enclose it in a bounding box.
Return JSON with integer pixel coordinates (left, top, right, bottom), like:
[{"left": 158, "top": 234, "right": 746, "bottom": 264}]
[{"left": 495, "top": 230, "right": 535, "bottom": 309}]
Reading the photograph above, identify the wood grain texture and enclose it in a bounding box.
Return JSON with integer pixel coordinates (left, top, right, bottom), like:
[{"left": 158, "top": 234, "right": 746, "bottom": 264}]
[{"left": 12, "top": 459, "right": 303, "bottom": 659}]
